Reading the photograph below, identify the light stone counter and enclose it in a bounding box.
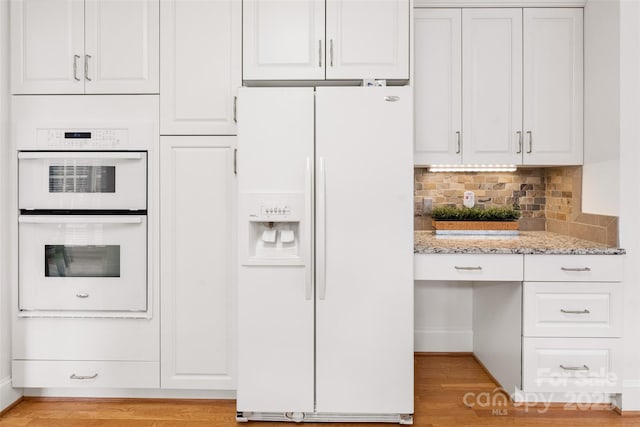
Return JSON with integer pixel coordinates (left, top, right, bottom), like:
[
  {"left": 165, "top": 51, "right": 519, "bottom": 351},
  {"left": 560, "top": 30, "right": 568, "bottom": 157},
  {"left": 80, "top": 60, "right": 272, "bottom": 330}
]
[{"left": 414, "top": 230, "right": 626, "bottom": 255}]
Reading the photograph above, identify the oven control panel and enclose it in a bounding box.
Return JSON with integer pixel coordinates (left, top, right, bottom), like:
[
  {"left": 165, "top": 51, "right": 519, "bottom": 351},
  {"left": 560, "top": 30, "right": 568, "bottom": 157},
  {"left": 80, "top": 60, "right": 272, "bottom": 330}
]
[{"left": 37, "top": 129, "right": 128, "bottom": 148}]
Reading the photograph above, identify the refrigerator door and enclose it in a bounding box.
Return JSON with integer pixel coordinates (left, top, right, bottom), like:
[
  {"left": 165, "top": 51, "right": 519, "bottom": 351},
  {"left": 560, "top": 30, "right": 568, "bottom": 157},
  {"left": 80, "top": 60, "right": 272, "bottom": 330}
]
[
  {"left": 315, "top": 86, "right": 414, "bottom": 414},
  {"left": 236, "top": 88, "right": 315, "bottom": 412}
]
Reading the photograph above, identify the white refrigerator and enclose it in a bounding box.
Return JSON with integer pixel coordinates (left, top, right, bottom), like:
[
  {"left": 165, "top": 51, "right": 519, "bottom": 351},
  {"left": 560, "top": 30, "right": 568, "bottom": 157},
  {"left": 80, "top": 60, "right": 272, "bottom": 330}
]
[{"left": 237, "top": 87, "right": 414, "bottom": 424}]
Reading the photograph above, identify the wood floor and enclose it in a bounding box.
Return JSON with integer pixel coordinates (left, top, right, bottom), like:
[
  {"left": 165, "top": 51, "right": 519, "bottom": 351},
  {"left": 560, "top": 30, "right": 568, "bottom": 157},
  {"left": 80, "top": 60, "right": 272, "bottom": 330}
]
[{"left": 2, "top": 354, "right": 640, "bottom": 426}]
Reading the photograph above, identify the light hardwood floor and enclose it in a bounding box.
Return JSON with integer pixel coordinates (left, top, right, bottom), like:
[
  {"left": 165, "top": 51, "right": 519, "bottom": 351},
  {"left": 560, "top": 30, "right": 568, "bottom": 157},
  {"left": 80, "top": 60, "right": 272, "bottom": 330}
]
[{"left": 1, "top": 354, "right": 640, "bottom": 426}]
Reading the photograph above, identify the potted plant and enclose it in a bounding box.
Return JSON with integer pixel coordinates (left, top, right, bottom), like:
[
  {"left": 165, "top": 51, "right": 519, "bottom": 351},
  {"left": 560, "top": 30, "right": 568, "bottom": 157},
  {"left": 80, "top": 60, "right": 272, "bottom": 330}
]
[{"left": 431, "top": 206, "right": 521, "bottom": 232}]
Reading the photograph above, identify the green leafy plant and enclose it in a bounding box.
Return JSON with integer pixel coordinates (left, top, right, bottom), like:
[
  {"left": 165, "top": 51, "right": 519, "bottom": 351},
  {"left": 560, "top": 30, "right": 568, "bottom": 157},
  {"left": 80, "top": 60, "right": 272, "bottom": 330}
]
[{"left": 431, "top": 206, "right": 520, "bottom": 221}]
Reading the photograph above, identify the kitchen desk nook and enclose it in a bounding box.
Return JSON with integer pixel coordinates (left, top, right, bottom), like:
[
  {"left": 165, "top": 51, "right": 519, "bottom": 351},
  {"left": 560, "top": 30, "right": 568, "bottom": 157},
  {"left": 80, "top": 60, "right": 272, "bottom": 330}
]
[{"left": 414, "top": 231, "right": 625, "bottom": 403}]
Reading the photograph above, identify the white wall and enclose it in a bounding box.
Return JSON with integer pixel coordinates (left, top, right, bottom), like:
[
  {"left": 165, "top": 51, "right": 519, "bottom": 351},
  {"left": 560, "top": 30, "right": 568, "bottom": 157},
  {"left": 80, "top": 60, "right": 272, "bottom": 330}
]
[
  {"left": 582, "top": 0, "right": 620, "bottom": 216},
  {"left": 0, "top": 0, "right": 22, "bottom": 412},
  {"left": 618, "top": 0, "right": 640, "bottom": 411}
]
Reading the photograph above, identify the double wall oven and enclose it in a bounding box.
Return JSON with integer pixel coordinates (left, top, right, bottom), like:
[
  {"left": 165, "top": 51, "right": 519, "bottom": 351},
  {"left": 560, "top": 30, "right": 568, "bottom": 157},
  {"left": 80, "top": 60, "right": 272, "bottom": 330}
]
[{"left": 14, "top": 96, "right": 155, "bottom": 315}]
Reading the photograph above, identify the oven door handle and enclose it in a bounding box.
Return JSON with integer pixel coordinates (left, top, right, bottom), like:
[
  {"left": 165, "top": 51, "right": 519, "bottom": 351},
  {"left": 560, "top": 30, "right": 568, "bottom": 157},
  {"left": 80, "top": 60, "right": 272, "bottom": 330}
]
[
  {"left": 18, "top": 216, "right": 144, "bottom": 225},
  {"left": 18, "top": 152, "right": 144, "bottom": 160}
]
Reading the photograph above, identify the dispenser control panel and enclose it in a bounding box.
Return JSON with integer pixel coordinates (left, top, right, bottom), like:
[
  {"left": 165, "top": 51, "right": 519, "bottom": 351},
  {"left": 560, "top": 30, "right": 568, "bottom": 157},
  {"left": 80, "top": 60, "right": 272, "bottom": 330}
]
[{"left": 260, "top": 205, "right": 291, "bottom": 218}]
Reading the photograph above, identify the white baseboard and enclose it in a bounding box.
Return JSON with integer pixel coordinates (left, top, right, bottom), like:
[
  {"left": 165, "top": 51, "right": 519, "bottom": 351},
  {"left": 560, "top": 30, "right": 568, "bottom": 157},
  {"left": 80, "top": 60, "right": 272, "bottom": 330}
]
[
  {"left": 24, "top": 388, "right": 236, "bottom": 399},
  {"left": 1, "top": 377, "right": 22, "bottom": 412},
  {"left": 414, "top": 329, "right": 473, "bottom": 352}
]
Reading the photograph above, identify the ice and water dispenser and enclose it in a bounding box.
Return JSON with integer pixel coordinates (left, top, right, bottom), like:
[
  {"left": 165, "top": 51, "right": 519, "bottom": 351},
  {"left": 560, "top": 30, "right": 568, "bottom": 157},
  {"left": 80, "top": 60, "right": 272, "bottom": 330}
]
[{"left": 241, "top": 193, "right": 307, "bottom": 266}]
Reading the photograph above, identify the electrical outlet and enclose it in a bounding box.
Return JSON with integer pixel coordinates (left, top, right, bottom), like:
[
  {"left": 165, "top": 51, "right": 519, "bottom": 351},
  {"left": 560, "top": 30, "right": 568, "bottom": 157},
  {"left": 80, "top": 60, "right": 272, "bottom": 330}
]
[{"left": 422, "top": 198, "right": 433, "bottom": 215}]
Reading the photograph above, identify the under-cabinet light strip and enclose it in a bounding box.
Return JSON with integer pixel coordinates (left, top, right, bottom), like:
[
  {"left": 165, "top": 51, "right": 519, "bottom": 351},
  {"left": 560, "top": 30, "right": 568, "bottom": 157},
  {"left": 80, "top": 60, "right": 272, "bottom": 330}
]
[{"left": 428, "top": 165, "right": 518, "bottom": 173}]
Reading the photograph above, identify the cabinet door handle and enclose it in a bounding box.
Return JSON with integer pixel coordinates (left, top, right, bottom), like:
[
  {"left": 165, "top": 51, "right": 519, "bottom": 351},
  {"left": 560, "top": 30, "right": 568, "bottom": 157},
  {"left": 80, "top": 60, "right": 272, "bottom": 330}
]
[
  {"left": 456, "top": 131, "right": 461, "bottom": 154},
  {"left": 233, "top": 148, "right": 237, "bottom": 175},
  {"left": 561, "top": 267, "right": 591, "bottom": 272},
  {"left": 454, "top": 266, "right": 482, "bottom": 271},
  {"left": 560, "top": 309, "right": 590, "bottom": 314},
  {"left": 526, "top": 131, "right": 532, "bottom": 153},
  {"left": 516, "top": 131, "right": 522, "bottom": 154},
  {"left": 560, "top": 365, "right": 589, "bottom": 371},
  {"left": 70, "top": 373, "right": 98, "bottom": 380},
  {"left": 318, "top": 40, "right": 322, "bottom": 68},
  {"left": 76, "top": 293, "right": 89, "bottom": 298},
  {"left": 233, "top": 96, "right": 237, "bottom": 123},
  {"left": 73, "top": 55, "right": 81, "bottom": 81},
  {"left": 330, "top": 39, "right": 334, "bottom": 67},
  {"left": 85, "top": 54, "right": 92, "bottom": 81}
]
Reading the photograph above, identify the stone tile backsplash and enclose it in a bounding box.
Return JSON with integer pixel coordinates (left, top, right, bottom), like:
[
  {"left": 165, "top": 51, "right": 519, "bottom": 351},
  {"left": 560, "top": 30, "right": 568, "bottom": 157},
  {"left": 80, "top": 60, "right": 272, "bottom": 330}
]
[{"left": 414, "top": 166, "right": 619, "bottom": 246}]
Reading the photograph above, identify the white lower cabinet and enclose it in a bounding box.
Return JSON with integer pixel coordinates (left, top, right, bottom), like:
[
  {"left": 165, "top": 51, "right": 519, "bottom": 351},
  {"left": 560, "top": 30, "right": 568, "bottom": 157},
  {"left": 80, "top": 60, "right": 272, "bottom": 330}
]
[
  {"left": 521, "top": 255, "right": 624, "bottom": 396},
  {"left": 160, "top": 136, "right": 236, "bottom": 390}
]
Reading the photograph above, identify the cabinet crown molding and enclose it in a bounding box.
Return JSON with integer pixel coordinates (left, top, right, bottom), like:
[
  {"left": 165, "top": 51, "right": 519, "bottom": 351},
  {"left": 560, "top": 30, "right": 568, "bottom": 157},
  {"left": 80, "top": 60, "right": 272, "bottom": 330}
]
[{"left": 415, "top": 0, "right": 586, "bottom": 7}]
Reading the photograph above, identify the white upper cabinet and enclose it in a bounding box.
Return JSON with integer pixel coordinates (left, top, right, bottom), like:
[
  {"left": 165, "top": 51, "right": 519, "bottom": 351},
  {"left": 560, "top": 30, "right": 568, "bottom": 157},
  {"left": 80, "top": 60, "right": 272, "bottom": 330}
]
[
  {"left": 243, "top": 0, "right": 325, "bottom": 80},
  {"left": 462, "top": 8, "right": 523, "bottom": 165},
  {"left": 243, "top": 0, "right": 409, "bottom": 80},
  {"left": 414, "top": 9, "right": 462, "bottom": 166},
  {"left": 414, "top": 7, "right": 583, "bottom": 166},
  {"left": 11, "top": 0, "right": 159, "bottom": 94},
  {"left": 161, "top": 0, "right": 241, "bottom": 135},
  {"left": 325, "top": 0, "right": 409, "bottom": 80},
  {"left": 11, "top": 0, "right": 85, "bottom": 94},
  {"left": 523, "top": 8, "right": 583, "bottom": 165},
  {"left": 84, "top": 0, "right": 159, "bottom": 94}
]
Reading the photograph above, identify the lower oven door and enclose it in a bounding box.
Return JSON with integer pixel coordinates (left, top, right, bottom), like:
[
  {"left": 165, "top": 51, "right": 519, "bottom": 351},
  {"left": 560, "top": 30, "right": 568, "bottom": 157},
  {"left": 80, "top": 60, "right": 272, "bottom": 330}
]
[{"left": 19, "top": 215, "right": 147, "bottom": 312}]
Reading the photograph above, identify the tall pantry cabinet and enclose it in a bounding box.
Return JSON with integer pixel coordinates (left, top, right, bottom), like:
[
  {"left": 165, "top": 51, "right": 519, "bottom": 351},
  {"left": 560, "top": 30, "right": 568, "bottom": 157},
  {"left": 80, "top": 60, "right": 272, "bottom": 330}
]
[
  {"left": 159, "top": 0, "right": 239, "bottom": 390},
  {"left": 414, "top": 8, "right": 583, "bottom": 166}
]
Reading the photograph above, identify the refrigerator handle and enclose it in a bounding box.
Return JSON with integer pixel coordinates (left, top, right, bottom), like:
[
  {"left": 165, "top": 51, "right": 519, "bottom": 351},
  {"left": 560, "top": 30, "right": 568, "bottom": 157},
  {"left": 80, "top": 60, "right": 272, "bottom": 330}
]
[
  {"left": 318, "top": 157, "right": 327, "bottom": 300},
  {"left": 304, "top": 157, "right": 313, "bottom": 301}
]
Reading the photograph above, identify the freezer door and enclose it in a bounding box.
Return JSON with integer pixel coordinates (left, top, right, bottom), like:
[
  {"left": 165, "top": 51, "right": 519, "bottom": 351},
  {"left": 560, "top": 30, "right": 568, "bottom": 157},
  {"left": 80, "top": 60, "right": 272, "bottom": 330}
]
[
  {"left": 315, "top": 86, "right": 414, "bottom": 414},
  {"left": 236, "top": 88, "right": 315, "bottom": 412}
]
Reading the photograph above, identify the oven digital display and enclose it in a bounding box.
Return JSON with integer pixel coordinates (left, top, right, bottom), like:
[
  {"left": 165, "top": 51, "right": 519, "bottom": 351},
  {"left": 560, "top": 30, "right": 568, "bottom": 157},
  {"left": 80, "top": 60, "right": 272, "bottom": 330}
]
[{"left": 64, "top": 132, "right": 91, "bottom": 139}]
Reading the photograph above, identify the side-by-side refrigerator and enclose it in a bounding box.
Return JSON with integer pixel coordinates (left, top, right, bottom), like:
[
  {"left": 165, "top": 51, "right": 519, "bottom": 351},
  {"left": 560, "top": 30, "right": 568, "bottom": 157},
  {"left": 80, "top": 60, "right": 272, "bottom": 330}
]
[{"left": 237, "top": 86, "right": 414, "bottom": 424}]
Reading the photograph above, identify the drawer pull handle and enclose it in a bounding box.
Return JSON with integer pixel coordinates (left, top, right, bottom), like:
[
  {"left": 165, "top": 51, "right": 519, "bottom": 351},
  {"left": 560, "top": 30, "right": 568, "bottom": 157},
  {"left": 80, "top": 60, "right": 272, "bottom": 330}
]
[
  {"left": 76, "top": 293, "right": 89, "bottom": 298},
  {"left": 561, "top": 267, "right": 591, "bottom": 272},
  {"left": 560, "top": 309, "right": 590, "bottom": 314},
  {"left": 560, "top": 365, "right": 589, "bottom": 371},
  {"left": 70, "top": 373, "right": 98, "bottom": 380},
  {"left": 454, "top": 266, "right": 482, "bottom": 271}
]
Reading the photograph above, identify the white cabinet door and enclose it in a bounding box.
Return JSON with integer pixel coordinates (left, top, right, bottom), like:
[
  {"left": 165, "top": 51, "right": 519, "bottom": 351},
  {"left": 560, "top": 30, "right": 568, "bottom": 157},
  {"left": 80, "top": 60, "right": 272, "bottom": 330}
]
[
  {"left": 523, "top": 8, "right": 583, "bottom": 165},
  {"left": 10, "top": 0, "right": 85, "bottom": 94},
  {"left": 243, "top": 0, "right": 325, "bottom": 80},
  {"left": 325, "top": 0, "right": 409, "bottom": 80},
  {"left": 160, "top": 136, "right": 235, "bottom": 390},
  {"left": 462, "top": 9, "right": 522, "bottom": 165},
  {"left": 84, "top": 0, "right": 159, "bottom": 94},
  {"left": 414, "top": 9, "right": 461, "bottom": 166},
  {"left": 160, "top": 0, "right": 240, "bottom": 135}
]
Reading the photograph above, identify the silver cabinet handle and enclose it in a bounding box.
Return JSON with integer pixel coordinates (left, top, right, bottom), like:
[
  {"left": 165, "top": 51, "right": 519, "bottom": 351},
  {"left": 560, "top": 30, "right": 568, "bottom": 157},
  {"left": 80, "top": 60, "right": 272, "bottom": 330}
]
[
  {"left": 561, "top": 267, "right": 591, "bottom": 272},
  {"left": 70, "top": 373, "right": 98, "bottom": 380},
  {"left": 385, "top": 96, "right": 400, "bottom": 102},
  {"left": 318, "top": 40, "right": 322, "bottom": 68},
  {"left": 561, "top": 309, "right": 590, "bottom": 314},
  {"left": 516, "top": 131, "right": 522, "bottom": 154},
  {"left": 526, "top": 131, "right": 532, "bottom": 153},
  {"left": 233, "top": 96, "right": 237, "bottom": 123},
  {"left": 85, "top": 54, "right": 92, "bottom": 81},
  {"left": 330, "top": 39, "right": 334, "bottom": 67},
  {"left": 73, "top": 55, "right": 81, "bottom": 81},
  {"left": 233, "top": 148, "right": 237, "bottom": 175},
  {"left": 454, "top": 266, "right": 482, "bottom": 271},
  {"left": 76, "top": 293, "right": 89, "bottom": 298},
  {"left": 456, "top": 131, "right": 461, "bottom": 154},
  {"left": 560, "top": 365, "right": 589, "bottom": 371}
]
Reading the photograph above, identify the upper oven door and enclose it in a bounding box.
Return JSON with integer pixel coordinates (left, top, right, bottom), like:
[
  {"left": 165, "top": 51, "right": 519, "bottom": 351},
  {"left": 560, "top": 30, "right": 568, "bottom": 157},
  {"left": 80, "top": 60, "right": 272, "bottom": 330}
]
[{"left": 18, "top": 151, "right": 147, "bottom": 211}]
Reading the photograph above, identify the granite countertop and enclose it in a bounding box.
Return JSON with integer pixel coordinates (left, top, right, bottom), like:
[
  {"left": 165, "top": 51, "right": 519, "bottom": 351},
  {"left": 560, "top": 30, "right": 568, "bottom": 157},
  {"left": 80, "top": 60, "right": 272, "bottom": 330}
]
[{"left": 414, "top": 231, "right": 626, "bottom": 255}]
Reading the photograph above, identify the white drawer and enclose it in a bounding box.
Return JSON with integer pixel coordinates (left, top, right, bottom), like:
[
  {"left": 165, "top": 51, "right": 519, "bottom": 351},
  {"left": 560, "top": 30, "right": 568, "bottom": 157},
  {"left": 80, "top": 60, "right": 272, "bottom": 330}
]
[
  {"left": 523, "top": 282, "right": 622, "bottom": 338},
  {"left": 524, "top": 255, "right": 623, "bottom": 282},
  {"left": 415, "top": 254, "right": 523, "bottom": 281},
  {"left": 522, "top": 337, "right": 622, "bottom": 393},
  {"left": 12, "top": 360, "right": 159, "bottom": 388}
]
